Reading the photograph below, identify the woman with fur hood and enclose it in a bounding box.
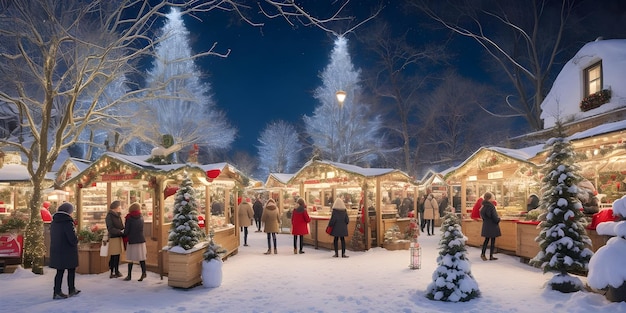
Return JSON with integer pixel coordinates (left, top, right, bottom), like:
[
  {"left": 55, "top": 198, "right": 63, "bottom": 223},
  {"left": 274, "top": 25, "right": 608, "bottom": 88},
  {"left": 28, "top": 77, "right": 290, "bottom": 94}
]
[
  {"left": 261, "top": 198, "right": 281, "bottom": 254},
  {"left": 328, "top": 198, "right": 350, "bottom": 258}
]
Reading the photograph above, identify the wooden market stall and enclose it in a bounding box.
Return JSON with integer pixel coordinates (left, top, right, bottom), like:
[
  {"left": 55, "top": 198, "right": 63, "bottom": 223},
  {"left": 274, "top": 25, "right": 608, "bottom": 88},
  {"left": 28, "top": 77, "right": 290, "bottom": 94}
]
[
  {"left": 444, "top": 146, "right": 543, "bottom": 255},
  {"left": 263, "top": 173, "right": 297, "bottom": 233},
  {"left": 0, "top": 151, "right": 55, "bottom": 269},
  {"left": 277, "top": 159, "right": 418, "bottom": 251},
  {"left": 57, "top": 152, "right": 246, "bottom": 276}
]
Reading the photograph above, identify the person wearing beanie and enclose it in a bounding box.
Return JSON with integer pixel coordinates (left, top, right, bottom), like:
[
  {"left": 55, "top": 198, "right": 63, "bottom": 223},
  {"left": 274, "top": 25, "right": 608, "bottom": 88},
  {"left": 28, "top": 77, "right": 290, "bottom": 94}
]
[
  {"left": 105, "top": 200, "right": 125, "bottom": 278},
  {"left": 123, "top": 202, "right": 147, "bottom": 281},
  {"left": 328, "top": 198, "right": 350, "bottom": 258},
  {"left": 261, "top": 198, "right": 281, "bottom": 255},
  {"left": 49, "top": 202, "right": 80, "bottom": 299},
  {"left": 237, "top": 199, "right": 254, "bottom": 247}
]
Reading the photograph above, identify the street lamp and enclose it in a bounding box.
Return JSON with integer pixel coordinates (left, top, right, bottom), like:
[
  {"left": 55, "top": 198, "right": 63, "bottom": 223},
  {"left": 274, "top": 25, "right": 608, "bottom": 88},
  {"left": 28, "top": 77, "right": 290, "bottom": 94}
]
[{"left": 336, "top": 90, "right": 347, "bottom": 108}]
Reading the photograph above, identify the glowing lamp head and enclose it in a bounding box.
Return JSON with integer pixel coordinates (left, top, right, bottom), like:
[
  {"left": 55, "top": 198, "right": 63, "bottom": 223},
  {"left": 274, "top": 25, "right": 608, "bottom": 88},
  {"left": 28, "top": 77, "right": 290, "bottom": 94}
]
[{"left": 336, "top": 90, "right": 347, "bottom": 107}]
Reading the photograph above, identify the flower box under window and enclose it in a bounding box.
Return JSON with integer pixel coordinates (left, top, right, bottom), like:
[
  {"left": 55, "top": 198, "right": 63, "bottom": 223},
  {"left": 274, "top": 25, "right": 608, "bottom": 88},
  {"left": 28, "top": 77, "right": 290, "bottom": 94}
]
[{"left": 580, "top": 89, "right": 611, "bottom": 112}]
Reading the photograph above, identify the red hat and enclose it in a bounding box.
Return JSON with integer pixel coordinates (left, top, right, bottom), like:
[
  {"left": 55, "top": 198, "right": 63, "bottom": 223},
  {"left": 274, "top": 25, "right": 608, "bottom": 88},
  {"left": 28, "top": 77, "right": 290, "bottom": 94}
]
[{"left": 43, "top": 201, "right": 51, "bottom": 209}]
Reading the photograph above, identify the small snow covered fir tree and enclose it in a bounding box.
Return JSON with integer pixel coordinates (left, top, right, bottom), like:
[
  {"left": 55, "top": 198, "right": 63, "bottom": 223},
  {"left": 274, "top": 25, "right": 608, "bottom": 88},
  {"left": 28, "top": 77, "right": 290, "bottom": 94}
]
[
  {"left": 204, "top": 230, "right": 227, "bottom": 261},
  {"left": 426, "top": 213, "right": 480, "bottom": 302},
  {"left": 530, "top": 125, "right": 594, "bottom": 293},
  {"left": 168, "top": 175, "right": 205, "bottom": 250}
]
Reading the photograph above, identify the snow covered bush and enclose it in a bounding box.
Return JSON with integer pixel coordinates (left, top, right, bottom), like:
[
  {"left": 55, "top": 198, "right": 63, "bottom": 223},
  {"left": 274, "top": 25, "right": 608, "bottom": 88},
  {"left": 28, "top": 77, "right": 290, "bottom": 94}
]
[
  {"left": 426, "top": 213, "right": 480, "bottom": 302},
  {"left": 587, "top": 196, "right": 626, "bottom": 302},
  {"left": 530, "top": 132, "right": 594, "bottom": 293},
  {"left": 167, "top": 175, "right": 205, "bottom": 250}
]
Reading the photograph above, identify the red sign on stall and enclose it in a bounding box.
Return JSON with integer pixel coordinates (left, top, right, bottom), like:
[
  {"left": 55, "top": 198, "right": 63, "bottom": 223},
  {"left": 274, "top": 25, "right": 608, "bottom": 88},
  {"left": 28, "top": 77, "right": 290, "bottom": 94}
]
[{"left": 0, "top": 233, "right": 23, "bottom": 257}]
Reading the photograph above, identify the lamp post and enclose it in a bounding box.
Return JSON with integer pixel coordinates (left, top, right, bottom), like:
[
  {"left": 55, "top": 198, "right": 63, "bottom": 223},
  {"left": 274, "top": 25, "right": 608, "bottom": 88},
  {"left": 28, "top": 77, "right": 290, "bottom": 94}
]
[{"left": 336, "top": 90, "right": 347, "bottom": 108}]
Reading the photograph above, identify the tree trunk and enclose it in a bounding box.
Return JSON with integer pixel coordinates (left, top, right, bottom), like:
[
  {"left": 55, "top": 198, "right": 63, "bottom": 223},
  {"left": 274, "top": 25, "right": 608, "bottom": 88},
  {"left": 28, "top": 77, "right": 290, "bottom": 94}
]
[{"left": 23, "top": 177, "right": 45, "bottom": 274}]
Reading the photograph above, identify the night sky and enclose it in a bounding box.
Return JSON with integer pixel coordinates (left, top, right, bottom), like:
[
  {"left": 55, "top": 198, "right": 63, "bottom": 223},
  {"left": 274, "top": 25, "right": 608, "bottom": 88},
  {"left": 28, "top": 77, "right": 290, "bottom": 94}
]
[
  {"left": 176, "top": 1, "right": 625, "bottom": 158},
  {"left": 183, "top": 7, "right": 343, "bottom": 156}
]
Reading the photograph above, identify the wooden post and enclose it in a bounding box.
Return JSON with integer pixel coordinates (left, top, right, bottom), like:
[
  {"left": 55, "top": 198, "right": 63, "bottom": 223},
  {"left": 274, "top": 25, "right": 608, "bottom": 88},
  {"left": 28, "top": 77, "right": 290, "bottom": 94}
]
[
  {"left": 155, "top": 177, "right": 164, "bottom": 278},
  {"left": 376, "top": 178, "right": 383, "bottom": 247},
  {"left": 76, "top": 185, "right": 83, "bottom": 231}
]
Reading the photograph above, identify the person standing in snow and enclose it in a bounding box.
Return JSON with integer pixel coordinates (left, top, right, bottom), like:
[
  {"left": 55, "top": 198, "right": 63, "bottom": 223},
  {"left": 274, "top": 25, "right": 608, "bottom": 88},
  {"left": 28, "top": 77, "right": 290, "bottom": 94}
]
[
  {"left": 328, "top": 198, "right": 350, "bottom": 258},
  {"left": 423, "top": 193, "right": 438, "bottom": 236},
  {"left": 261, "top": 198, "right": 281, "bottom": 254},
  {"left": 123, "top": 202, "right": 147, "bottom": 281},
  {"left": 105, "top": 200, "right": 125, "bottom": 278},
  {"left": 253, "top": 197, "right": 264, "bottom": 232},
  {"left": 49, "top": 202, "right": 80, "bottom": 299},
  {"left": 291, "top": 198, "right": 311, "bottom": 254},
  {"left": 480, "top": 192, "right": 501, "bottom": 261},
  {"left": 238, "top": 198, "right": 254, "bottom": 246},
  {"left": 438, "top": 194, "right": 449, "bottom": 218}
]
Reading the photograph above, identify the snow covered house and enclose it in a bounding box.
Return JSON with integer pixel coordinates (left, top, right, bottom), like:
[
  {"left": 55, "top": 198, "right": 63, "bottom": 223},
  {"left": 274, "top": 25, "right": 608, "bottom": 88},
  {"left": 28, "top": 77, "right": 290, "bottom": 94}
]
[{"left": 514, "top": 38, "right": 626, "bottom": 144}]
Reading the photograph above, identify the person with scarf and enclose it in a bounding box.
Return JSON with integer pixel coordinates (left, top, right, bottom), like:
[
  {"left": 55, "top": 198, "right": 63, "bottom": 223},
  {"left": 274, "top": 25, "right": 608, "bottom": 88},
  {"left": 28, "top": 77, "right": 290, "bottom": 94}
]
[
  {"left": 123, "top": 202, "right": 147, "bottom": 281},
  {"left": 49, "top": 202, "right": 80, "bottom": 299},
  {"left": 105, "top": 200, "right": 125, "bottom": 278}
]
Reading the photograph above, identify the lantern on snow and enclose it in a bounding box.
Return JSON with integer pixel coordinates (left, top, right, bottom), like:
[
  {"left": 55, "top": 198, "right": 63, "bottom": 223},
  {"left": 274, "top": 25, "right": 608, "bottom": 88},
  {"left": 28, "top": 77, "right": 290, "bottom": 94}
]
[{"left": 409, "top": 242, "right": 421, "bottom": 270}]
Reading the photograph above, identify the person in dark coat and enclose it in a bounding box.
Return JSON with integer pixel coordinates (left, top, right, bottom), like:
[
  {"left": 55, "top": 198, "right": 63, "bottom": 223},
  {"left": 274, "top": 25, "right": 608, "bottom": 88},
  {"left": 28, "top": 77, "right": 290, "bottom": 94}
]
[
  {"left": 291, "top": 198, "right": 311, "bottom": 254},
  {"left": 123, "top": 202, "right": 147, "bottom": 281},
  {"left": 480, "top": 192, "right": 501, "bottom": 261},
  {"left": 328, "top": 198, "right": 350, "bottom": 258},
  {"left": 526, "top": 194, "right": 540, "bottom": 212},
  {"left": 49, "top": 202, "right": 80, "bottom": 299},
  {"left": 438, "top": 194, "right": 449, "bottom": 218},
  {"left": 253, "top": 197, "right": 264, "bottom": 232},
  {"left": 105, "top": 200, "right": 125, "bottom": 278}
]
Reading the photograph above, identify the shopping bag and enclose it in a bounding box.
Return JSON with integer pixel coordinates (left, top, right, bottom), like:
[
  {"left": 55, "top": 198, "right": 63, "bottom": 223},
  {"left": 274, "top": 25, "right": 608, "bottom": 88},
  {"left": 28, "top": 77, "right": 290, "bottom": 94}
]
[{"left": 99, "top": 241, "right": 109, "bottom": 257}]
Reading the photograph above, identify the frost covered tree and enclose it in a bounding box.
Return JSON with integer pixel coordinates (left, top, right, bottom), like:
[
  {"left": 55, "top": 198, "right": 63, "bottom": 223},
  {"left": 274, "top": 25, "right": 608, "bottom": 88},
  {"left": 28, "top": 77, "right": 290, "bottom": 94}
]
[
  {"left": 303, "top": 36, "right": 386, "bottom": 165},
  {"left": 530, "top": 126, "right": 594, "bottom": 293},
  {"left": 0, "top": 0, "right": 357, "bottom": 274},
  {"left": 426, "top": 213, "right": 480, "bottom": 302},
  {"left": 168, "top": 175, "right": 205, "bottom": 250},
  {"left": 144, "top": 7, "right": 235, "bottom": 156},
  {"left": 256, "top": 120, "right": 302, "bottom": 179}
]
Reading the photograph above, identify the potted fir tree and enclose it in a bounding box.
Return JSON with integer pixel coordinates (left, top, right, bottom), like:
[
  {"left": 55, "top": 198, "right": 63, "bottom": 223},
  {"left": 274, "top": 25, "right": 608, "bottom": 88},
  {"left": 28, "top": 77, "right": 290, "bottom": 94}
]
[
  {"left": 165, "top": 175, "right": 206, "bottom": 288},
  {"left": 426, "top": 213, "right": 480, "bottom": 302},
  {"left": 201, "top": 230, "right": 227, "bottom": 288},
  {"left": 587, "top": 195, "right": 626, "bottom": 302}
]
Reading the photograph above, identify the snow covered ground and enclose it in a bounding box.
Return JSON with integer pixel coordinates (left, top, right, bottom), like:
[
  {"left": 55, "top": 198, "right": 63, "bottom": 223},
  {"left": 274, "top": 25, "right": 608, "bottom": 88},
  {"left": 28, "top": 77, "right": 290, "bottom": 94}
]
[{"left": 2, "top": 229, "right": 626, "bottom": 313}]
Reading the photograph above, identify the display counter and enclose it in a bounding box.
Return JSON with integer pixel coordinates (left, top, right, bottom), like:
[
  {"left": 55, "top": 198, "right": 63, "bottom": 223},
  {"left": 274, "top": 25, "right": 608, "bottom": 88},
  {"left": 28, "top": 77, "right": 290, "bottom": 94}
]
[
  {"left": 463, "top": 218, "right": 611, "bottom": 262},
  {"left": 304, "top": 215, "right": 356, "bottom": 251},
  {"left": 461, "top": 218, "right": 518, "bottom": 253}
]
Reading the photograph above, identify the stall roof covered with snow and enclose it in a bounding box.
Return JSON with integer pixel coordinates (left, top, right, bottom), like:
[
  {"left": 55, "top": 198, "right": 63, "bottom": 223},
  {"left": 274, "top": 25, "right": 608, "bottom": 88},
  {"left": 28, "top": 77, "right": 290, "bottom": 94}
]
[{"left": 287, "top": 159, "right": 416, "bottom": 186}]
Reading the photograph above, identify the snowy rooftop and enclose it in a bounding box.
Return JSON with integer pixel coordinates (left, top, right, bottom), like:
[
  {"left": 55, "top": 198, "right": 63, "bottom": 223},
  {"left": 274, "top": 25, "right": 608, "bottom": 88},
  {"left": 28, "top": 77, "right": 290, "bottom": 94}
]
[{"left": 541, "top": 39, "right": 626, "bottom": 129}]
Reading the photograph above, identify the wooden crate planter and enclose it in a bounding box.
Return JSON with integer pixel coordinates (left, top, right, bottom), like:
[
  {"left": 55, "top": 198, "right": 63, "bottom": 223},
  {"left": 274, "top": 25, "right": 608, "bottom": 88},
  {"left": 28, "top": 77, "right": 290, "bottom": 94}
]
[
  {"left": 516, "top": 221, "right": 541, "bottom": 260},
  {"left": 77, "top": 243, "right": 108, "bottom": 274},
  {"left": 384, "top": 241, "right": 410, "bottom": 251},
  {"left": 167, "top": 248, "right": 204, "bottom": 288}
]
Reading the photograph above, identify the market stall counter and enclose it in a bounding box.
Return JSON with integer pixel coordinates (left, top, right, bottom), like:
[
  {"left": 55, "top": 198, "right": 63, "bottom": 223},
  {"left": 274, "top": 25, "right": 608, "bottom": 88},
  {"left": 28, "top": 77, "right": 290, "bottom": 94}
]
[
  {"left": 461, "top": 218, "right": 518, "bottom": 253},
  {"left": 304, "top": 214, "right": 356, "bottom": 251}
]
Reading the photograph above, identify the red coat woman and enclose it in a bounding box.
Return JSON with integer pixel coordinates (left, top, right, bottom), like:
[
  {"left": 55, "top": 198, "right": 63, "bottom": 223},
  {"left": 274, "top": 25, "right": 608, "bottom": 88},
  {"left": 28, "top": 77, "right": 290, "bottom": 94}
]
[{"left": 291, "top": 198, "right": 311, "bottom": 254}]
